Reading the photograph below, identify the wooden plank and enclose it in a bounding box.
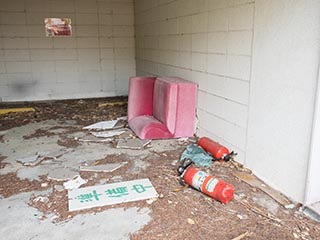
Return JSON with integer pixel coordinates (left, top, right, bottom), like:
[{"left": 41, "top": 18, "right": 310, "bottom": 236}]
[
  {"left": 234, "top": 172, "right": 292, "bottom": 206},
  {"left": 98, "top": 101, "right": 127, "bottom": 107}
]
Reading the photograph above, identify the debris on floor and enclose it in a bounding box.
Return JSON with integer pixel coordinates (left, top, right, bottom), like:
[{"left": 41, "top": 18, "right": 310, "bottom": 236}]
[
  {"left": 234, "top": 172, "right": 292, "bottom": 206},
  {"left": 116, "top": 138, "right": 151, "bottom": 150},
  {"left": 79, "top": 162, "right": 128, "bottom": 173},
  {"left": 68, "top": 178, "right": 158, "bottom": 211},
  {"left": 180, "top": 144, "right": 213, "bottom": 167},
  {"left": 98, "top": 101, "right": 127, "bottom": 108},
  {"left": 117, "top": 116, "right": 127, "bottom": 121},
  {"left": 16, "top": 153, "right": 41, "bottom": 166},
  {"left": 47, "top": 168, "right": 79, "bottom": 181},
  {"left": 91, "top": 129, "right": 126, "bottom": 138},
  {"left": 83, "top": 120, "right": 118, "bottom": 130},
  {"left": 16, "top": 149, "right": 69, "bottom": 166},
  {"left": 187, "top": 218, "right": 195, "bottom": 225},
  {"left": 1, "top": 97, "right": 320, "bottom": 240},
  {"left": 231, "top": 232, "right": 249, "bottom": 240},
  {"left": 63, "top": 176, "right": 88, "bottom": 190},
  {"left": 76, "top": 135, "right": 113, "bottom": 143}
]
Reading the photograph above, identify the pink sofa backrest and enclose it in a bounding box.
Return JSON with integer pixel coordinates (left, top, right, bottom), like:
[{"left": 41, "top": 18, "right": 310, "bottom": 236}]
[
  {"left": 157, "top": 77, "right": 198, "bottom": 137},
  {"left": 153, "top": 78, "right": 178, "bottom": 134}
]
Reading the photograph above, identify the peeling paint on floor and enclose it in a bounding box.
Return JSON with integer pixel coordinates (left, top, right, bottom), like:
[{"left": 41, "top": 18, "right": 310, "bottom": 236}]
[
  {"left": 0, "top": 192, "right": 152, "bottom": 240},
  {"left": 1, "top": 99, "right": 320, "bottom": 240}
]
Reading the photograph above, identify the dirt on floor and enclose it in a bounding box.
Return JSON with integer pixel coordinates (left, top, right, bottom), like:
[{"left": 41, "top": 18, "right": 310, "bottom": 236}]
[
  {"left": 0, "top": 97, "right": 320, "bottom": 240},
  {"left": 0, "top": 96, "right": 128, "bottom": 131}
]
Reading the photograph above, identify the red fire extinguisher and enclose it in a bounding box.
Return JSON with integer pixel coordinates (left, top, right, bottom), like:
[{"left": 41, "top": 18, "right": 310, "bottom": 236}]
[
  {"left": 177, "top": 159, "right": 234, "bottom": 204},
  {"left": 198, "top": 137, "right": 236, "bottom": 162}
]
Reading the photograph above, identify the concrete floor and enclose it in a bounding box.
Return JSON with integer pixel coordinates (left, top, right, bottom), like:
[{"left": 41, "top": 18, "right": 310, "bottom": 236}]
[
  {"left": 0, "top": 120, "right": 176, "bottom": 240},
  {"left": 1, "top": 118, "right": 320, "bottom": 240}
]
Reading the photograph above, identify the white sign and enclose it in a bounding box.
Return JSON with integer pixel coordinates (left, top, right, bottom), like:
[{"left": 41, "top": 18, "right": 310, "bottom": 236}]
[{"left": 68, "top": 178, "right": 158, "bottom": 211}]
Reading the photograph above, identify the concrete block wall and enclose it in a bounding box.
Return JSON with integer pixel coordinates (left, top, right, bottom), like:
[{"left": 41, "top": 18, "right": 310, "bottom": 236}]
[
  {"left": 135, "top": 0, "right": 255, "bottom": 163},
  {"left": 246, "top": 0, "right": 320, "bottom": 202},
  {"left": 0, "top": 0, "right": 135, "bottom": 101}
]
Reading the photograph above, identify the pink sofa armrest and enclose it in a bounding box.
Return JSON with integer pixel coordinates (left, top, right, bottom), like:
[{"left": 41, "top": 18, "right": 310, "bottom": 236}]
[
  {"left": 127, "top": 76, "right": 156, "bottom": 122},
  {"left": 129, "top": 115, "right": 173, "bottom": 139}
]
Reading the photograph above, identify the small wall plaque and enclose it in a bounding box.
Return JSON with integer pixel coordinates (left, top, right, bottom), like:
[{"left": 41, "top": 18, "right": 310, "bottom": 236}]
[{"left": 45, "top": 18, "right": 72, "bottom": 37}]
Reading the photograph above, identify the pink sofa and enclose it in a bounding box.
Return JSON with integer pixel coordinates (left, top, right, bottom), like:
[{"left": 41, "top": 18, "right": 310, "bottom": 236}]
[{"left": 128, "top": 76, "right": 197, "bottom": 140}]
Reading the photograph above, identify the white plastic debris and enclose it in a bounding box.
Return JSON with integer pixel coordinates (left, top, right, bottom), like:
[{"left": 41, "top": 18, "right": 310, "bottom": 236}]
[
  {"left": 237, "top": 214, "right": 244, "bottom": 220},
  {"left": 91, "top": 130, "right": 126, "bottom": 138},
  {"left": 117, "top": 116, "right": 127, "bottom": 121},
  {"left": 33, "top": 196, "right": 49, "bottom": 203},
  {"left": 187, "top": 218, "right": 195, "bottom": 225},
  {"left": 83, "top": 120, "right": 118, "bottom": 130},
  {"left": 54, "top": 185, "right": 65, "bottom": 192},
  {"left": 63, "top": 176, "right": 88, "bottom": 190},
  {"left": 79, "top": 162, "right": 127, "bottom": 173},
  {"left": 177, "top": 137, "right": 189, "bottom": 142},
  {"left": 146, "top": 198, "right": 157, "bottom": 204},
  {"left": 285, "top": 204, "right": 295, "bottom": 209}
]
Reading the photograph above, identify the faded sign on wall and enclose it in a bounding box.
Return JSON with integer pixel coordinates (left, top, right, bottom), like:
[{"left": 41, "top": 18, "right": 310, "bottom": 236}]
[{"left": 45, "top": 18, "right": 72, "bottom": 36}]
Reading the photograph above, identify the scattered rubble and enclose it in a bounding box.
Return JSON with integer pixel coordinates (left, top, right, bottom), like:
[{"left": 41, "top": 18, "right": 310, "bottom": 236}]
[
  {"left": 79, "top": 162, "right": 128, "bottom": 173},
  {"left": 57, "top": 138, "right": 80, "bottom": 148},
  {"left": 0, "top": 98, "right": 319, "bottom": 240},
  {"left": 83, "top": 120, "right": 118, "bottom": 130},
  {"left": 47, "top": 168, "right": 79, "bottom": 181},
  {"left": 76, "top": 135, "right": 113, "bottom": 143},
  {"left": 91, "top": 129, "right": 126, "bottom": 138},
  {"left": 116, "top": 138, "right": 151, "bottom": 150},
  {"left": 98, "top": 101, "right": 127, "bottom": 108},
  {"left": 63, "top": 176, "right": 88, "bottom": 190},
  {"left": 0, "top": 172, "right": 46, "bottom": 198},
  {"left": 0, "top": 155, "right": 8, "bottom": 169},
  {"left": 234, "top": 172, "right": 292, "bottom": 206},
  {"left": 16, "top": 149, "right": 69, "bottom": 166}
]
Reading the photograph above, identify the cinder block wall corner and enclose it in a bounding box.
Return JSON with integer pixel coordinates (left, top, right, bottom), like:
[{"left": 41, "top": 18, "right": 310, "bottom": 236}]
[{"left": 0, "top": 0, "right": 136, "bottom": 102}]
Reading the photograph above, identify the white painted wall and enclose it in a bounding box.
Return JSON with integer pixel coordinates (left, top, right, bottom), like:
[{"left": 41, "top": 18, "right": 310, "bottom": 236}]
[
  {"left": 305, "top": 66, "right": 320, "bottom": 205},
  {"left": 0, "top": 0, "right": 135, "bottom": 102},
  {"left": 135, "top": 0, "right": 255, "bottom": 164},
  {"left": 1, "top": 0, "right": 319, "bottom": 203},
  {"left": 246, "top": 0, "right": 320, "bottom": 202},
  {"left": 135, "top": 0, "right": 320, "bottom": 202}
]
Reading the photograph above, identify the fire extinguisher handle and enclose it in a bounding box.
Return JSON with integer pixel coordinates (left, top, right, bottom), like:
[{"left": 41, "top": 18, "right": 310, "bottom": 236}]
[
  {"left": 224, "top": 151, "right": 237, "bottom": 162},
  {"left": 177, "top": 158, "right": 193, "bottom": 174}
]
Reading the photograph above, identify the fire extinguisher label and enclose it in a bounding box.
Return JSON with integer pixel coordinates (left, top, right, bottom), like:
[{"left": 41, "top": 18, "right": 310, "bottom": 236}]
[
  {"left": 205, "top": 178, "right": 219, "bottom": 192},
  {"left": 192, "top": 171, "right": 209, "bottom": 191}
]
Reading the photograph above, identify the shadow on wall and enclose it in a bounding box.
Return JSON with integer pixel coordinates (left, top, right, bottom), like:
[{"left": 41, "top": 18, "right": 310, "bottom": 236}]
[{"left": 10, "top": 81, "right": 38, "bottom": 95}]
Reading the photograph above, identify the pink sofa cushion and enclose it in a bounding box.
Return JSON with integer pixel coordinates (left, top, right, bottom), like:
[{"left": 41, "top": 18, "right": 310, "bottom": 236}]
[
  {"left": 153, "top": 79, "right": 178, "bottom": 134},
  {"left": 157, "top": 77, "right": 197, "bottom": 138},
  {"left": 127, "top": 76, "right": 156, "bottom": 122},
  {"left": 129, "top": 115, "right": 173, "bottom": 139}
]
